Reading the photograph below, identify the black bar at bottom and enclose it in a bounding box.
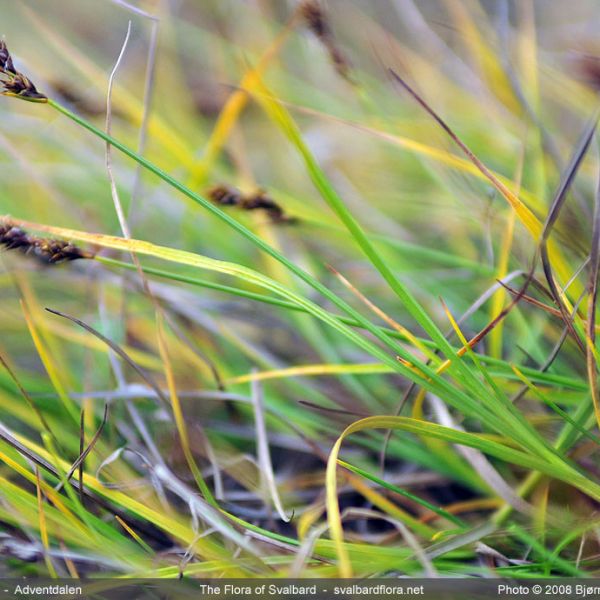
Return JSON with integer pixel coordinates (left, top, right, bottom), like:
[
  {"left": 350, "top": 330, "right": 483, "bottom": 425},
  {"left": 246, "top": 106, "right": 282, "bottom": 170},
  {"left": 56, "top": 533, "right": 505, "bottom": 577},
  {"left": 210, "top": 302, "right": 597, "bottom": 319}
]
[{"left": 0, "top": 579, "right": 599, "bottom": 600}]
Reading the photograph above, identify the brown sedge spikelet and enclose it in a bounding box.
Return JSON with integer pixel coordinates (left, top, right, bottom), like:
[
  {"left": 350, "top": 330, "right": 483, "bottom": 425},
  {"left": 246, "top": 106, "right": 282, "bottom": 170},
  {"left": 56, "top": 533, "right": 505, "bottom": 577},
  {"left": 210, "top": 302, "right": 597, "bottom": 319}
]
[
  {"left": 576, "top": 52, "right": 600, "bottom": 91},
  {"left": 300, "top": 0, "right": 331, "bottom": 39},
  {"left": 0, "top": 218, "right": 93, "bottom": 264},
  {"left": 0, "top": 41, "right": 47, "bottom": 103},
  {"left": 207, "top": 185, "right": 298, "bottom": 224},
  {"left": 298, "top": 1, "right": 353, "bottom": 83},
  {"left": 207, "top": 184, "right": 241, "bottom": 207}
]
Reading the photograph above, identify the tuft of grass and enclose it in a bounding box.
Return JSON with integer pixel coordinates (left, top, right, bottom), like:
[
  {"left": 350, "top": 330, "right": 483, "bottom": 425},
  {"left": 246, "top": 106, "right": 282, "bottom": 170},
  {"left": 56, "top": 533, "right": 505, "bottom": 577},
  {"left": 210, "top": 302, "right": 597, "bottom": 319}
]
[{"left": 0, "top": 2, "right": 600, "bottom": 579}]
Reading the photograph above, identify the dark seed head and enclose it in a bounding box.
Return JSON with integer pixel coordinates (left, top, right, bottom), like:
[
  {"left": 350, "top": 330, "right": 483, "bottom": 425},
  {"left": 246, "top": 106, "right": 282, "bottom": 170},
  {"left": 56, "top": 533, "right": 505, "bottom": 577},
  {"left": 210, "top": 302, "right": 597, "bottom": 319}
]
[
  {"left": 206, "top": 185, "right": 298, "bottom": 225},
  {"left": 207, "top": 184, "right": 242, "bottom": 206},
  {"left": 577, "top": 53, "right": 600, "bottom": 91},
  {"left": 33, "top": 239, "right": 92, "bottom": 263},
  {"left": 0, "top": 41, "right": 16, "bottom": 75},
  {"left": 0, "top": 218, "right": 93, "bottom": 264},
  {"left": 240, "top": 190, "right": 281, "bottom": 213},
  {"left": 298, "top": 1, "right": 353, "bottom": 83},
  {"left": 299, "top": 1, "right": 330, "bottom": 39},
  {"left": 0, "top": 41, "right": 47, "bottom": 102},
  {"left": 0, "top": 225, "right": 30, "bottom": 250}
]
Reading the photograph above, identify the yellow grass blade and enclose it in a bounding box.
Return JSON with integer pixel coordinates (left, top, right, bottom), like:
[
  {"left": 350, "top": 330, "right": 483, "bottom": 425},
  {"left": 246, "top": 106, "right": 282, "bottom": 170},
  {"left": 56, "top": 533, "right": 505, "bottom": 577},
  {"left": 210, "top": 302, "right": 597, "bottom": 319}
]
[
  {"left": 489, "top": 149, "right": 523, "bottom": 358},
  {"left": 443, "top": 0, "right": 519, "bottom": 112},
  {"left": 227, "top": 362, "right": 391, "bottom": 384},
  {"left": 115, "top": 515, "right": 154, "bottom": 555},
  {"left": 35, "top": 468, "right": 58, "bottom": 578},
  {"left": 489, "top": 210, "right": 516, "bottom": 359},
  {"left": 155, "top": 312, "right": 216, "bottom": 504},
  {"left": 20, "top": 299, "right": 79, "bottom": 423},
  {"left": 188, "top": 16, "right": 297, "bottom": 187},
  {"left": 0, "top": 448, "right": 84, "bottom": 535},
  {"left": 4, "top": 430, "right": 240, "bottom": 567},
  {"left": 326, "top": 415, "right": 600, "bottom": 577}
]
